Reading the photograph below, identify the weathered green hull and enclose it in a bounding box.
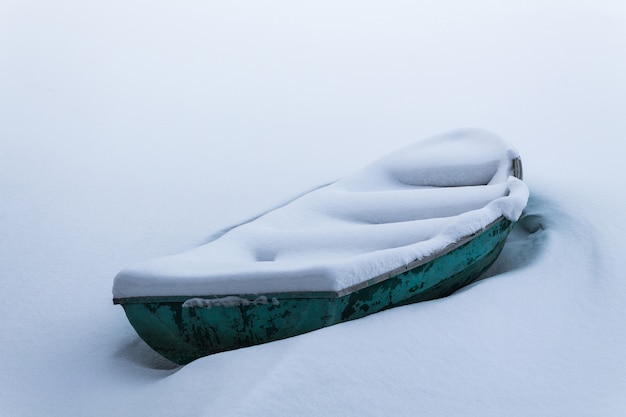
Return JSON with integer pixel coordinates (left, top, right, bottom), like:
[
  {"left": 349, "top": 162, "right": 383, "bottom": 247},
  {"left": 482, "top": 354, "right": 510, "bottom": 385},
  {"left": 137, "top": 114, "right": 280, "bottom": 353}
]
[{"left": 115, "top": 217, "right": 514, "bottom": 365}]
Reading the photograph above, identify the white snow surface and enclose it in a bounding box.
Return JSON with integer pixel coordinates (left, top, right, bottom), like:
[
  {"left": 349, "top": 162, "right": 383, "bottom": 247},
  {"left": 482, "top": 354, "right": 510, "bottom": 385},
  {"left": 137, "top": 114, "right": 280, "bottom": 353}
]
[
  {"left": 2, "top": 1, "right": 626, "bottom": 416},
  {"left": 113, "top": 130, "right": 528, "bottom": 297}
]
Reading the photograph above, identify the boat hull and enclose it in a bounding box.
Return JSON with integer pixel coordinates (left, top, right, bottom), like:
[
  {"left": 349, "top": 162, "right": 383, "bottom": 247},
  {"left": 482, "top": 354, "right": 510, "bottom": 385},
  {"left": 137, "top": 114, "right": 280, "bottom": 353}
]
[{"left": 115, "top": 217, "right": 514, "bottom": 365}]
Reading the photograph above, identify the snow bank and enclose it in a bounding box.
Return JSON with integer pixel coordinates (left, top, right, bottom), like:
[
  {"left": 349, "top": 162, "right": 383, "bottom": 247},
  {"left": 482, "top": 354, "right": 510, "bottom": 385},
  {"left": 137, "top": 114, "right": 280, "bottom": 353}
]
[{"left": 113, "top": 129, "right": 529, "bottom": 298}]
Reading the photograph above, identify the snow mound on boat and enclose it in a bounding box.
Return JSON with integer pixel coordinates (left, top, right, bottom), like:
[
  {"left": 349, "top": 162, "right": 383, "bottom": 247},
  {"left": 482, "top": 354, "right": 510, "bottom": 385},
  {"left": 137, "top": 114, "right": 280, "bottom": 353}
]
[{"left": 113, "top": 129, "right": 529, "bottom": 298}]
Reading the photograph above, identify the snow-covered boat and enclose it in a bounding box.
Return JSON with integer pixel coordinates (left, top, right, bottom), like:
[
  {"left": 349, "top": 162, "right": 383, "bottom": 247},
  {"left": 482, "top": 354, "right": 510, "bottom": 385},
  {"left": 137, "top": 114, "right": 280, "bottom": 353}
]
[{"left": 113, "top": 130, "right": 529, "bottom": 365}]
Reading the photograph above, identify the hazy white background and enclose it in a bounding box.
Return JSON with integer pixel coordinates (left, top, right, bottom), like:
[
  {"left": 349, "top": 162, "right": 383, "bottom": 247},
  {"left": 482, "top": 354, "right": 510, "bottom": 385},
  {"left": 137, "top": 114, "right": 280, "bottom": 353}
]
[{"left": 1, "top": 0, "right": 625, "bottom": 415}]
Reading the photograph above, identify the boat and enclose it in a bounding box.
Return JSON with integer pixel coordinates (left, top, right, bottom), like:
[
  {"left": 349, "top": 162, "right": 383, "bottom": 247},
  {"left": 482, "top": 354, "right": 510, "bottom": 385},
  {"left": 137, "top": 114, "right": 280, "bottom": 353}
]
[{"left": 113, "top": 129, "right": 529, "bottom": 365}]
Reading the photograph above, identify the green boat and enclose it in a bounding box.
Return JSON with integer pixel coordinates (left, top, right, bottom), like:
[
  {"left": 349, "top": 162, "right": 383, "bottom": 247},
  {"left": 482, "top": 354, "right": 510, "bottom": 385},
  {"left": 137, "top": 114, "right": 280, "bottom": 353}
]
[{"left": 113, "top": 130, "right": 528, "bottom": 365}]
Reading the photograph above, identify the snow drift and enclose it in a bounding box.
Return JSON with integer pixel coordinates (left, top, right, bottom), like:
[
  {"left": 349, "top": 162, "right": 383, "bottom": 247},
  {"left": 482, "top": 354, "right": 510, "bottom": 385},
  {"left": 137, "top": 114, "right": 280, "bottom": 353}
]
[{"left": 113, "top": 130, "right": 529, "bottom": 298}]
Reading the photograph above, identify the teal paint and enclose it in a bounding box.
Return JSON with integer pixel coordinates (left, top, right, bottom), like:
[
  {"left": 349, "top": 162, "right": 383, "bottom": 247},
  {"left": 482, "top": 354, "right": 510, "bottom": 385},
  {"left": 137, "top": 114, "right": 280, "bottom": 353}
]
[{"left": 116, "top": 217, "right": 514, "bottom": 365}]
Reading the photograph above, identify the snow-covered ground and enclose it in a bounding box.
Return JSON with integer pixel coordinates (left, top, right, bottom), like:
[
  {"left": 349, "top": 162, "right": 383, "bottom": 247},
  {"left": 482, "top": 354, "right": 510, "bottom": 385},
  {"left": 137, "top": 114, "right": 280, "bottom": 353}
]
[{"left": 1, "top": 1, "right": 625, "bottom": 416}]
